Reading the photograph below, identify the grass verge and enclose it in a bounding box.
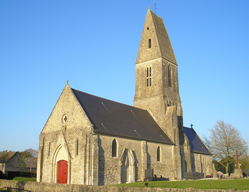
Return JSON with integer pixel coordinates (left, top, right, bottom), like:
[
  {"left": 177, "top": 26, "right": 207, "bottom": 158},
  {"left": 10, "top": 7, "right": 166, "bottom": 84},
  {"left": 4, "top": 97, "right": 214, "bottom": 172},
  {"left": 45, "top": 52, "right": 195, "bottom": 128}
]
[
  {"left": 12, "top": 177, "right": 36, "bottom": 182},
  {"left": 113, "top": 179, "right": 249, "bottom": 190}
]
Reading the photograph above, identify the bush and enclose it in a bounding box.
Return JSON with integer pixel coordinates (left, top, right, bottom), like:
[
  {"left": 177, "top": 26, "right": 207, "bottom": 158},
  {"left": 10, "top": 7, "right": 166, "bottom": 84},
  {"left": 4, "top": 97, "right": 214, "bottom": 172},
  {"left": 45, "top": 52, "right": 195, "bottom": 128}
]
[{"left": 7, "top": 171, "right": 36, "bottom": 179}]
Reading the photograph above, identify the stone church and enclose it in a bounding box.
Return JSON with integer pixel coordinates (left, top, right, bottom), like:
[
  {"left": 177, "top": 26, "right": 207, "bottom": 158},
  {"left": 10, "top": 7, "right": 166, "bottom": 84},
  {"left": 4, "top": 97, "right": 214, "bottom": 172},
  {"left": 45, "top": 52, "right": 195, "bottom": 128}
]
[{"left": 36, "top": 9, "right": 213, "bottom": 185}]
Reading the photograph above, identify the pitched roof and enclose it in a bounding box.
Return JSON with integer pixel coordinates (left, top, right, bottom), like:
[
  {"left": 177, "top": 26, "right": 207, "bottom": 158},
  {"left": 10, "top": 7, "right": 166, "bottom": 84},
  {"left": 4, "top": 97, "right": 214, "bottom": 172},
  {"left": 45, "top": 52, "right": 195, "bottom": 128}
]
[
  {"left": 0, "top": 152, "right": 17, "bottom": 163},
  {"left": 72, "top": 88, "right": 173, "bottom": 145},
  {"left": 183, "top": 127, "right": 211, "bottom": 155}
]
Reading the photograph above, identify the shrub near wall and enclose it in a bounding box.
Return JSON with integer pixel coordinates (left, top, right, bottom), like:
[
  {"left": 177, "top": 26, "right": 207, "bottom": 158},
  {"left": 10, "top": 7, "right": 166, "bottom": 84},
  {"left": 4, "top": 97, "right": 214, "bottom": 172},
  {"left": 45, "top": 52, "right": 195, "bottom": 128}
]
[
  {"left": 7, "top": 171, "right": 36, "bottom": 179},
  {"left": 1, "top": 180, "right": 249, "bottom": 192}
]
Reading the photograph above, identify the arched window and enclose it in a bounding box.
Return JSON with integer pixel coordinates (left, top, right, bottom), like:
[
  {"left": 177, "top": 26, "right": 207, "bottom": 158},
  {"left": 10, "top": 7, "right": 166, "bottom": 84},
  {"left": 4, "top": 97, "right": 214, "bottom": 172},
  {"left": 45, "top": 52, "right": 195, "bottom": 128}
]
[
  {"left": 112, "top": 139, "right": 117, "bottom": 157},
  {"left": 146, "top": 66, "right": 152, "bottom": 87},
  {"left": 168, "top": 65, "right": 172, "bottom": 87},
  {"left": 157, "top": 146, "right": 161, "bottom": 161}
]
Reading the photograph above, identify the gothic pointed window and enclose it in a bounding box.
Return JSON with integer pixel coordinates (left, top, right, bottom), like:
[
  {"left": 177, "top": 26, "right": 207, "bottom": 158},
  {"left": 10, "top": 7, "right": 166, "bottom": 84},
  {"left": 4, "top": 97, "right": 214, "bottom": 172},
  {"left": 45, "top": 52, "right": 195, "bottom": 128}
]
[
  {"left": 157, "top": 146, "right": 161, "bottom": 161},
  {"left": 146, "top": 66, "right": 152, "bottom": 87},
  {"left": 168, "top": 65, "right": 172, "bottom": 87},
  {"left": 112, "top": 139, "right": 117, "bottom": 157}
]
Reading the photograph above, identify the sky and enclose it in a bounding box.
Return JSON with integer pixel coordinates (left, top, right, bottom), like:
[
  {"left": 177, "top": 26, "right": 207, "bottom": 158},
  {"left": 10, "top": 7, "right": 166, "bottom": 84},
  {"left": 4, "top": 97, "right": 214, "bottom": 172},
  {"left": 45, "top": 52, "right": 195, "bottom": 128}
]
[{"left": 0, "top": 0, "right": 249, "bottom": 152}]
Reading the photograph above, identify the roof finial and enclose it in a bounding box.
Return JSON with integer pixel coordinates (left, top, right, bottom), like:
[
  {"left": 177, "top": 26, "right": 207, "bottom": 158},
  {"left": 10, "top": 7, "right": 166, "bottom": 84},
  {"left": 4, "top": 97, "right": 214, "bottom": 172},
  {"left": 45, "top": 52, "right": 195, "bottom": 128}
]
[
  {"left": 66, "top": 80, "right": 69, "bottom": 84},
  {"left": 190, "top": 124, "right": 193, "bottom": 129},
  {"left": 148, "top": 6, "right": 150, "bottom": 9},
  {"left": 154, "top": 2, "right": 157, "bottom": 14}
]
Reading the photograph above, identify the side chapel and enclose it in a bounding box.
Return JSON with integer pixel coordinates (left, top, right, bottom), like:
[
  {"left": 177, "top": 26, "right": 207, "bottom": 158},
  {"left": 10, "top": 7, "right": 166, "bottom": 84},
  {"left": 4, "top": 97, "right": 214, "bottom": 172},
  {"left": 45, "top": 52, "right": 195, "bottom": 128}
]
[{"left": 37, "top": 8, "right": 213, "bottom": 185}]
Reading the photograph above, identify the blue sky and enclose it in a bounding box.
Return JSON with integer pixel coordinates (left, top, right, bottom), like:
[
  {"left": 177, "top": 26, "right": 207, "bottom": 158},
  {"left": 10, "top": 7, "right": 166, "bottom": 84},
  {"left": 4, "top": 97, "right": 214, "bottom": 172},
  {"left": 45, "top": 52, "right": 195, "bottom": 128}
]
[{"left": 1, "top": 0, "right": 249, "bottom": 152}]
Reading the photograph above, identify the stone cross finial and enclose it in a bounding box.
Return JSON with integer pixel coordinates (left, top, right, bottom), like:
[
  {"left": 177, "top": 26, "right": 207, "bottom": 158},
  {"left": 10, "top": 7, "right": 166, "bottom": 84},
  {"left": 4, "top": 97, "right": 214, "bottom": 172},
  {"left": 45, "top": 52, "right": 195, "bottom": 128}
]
[
  {"left": 233, "top": 150, "right": 241, "bottom": 169},
  {"left": 66, "top": 80, "right": 69, "bottom": 84},
  {"left": 154, "top": 2, "right": 157, "bottom": 14}
]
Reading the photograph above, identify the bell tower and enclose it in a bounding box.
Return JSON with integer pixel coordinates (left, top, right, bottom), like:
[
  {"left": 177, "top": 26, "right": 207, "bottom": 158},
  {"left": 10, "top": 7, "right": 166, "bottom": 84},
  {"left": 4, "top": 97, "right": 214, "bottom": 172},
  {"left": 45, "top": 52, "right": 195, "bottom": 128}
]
[
  {"left": 134, "top": 8, "right": 183, "bottom": 138},
  {"left": 134, "top": 8, "right": 185, "bottom": 179}
]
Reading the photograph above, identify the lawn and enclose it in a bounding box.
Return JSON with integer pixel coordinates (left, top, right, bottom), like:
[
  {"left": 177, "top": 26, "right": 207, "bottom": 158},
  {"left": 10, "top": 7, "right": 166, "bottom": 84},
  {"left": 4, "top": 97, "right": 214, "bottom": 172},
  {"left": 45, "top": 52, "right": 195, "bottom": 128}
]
[
  {"left": 113, "top": 179, "right": 249, "bottom": 190},
  {"left": 12, "top": 177, "right": 36, "bottom": 182}
]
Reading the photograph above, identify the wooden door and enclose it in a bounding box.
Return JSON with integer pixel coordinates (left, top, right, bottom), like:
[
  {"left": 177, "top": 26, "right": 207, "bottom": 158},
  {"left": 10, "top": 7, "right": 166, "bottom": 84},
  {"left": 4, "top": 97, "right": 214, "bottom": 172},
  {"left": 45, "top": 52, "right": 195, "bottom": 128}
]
[{"left": 57, "top": 160, "right": 68, "bottom": 184}]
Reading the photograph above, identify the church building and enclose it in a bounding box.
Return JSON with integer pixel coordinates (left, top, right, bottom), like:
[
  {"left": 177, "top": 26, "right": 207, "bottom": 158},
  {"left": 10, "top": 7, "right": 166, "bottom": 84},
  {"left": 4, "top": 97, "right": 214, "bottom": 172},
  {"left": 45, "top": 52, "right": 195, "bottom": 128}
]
[{"left": 36, "top": 8, "right": 213, "bottom": 185}]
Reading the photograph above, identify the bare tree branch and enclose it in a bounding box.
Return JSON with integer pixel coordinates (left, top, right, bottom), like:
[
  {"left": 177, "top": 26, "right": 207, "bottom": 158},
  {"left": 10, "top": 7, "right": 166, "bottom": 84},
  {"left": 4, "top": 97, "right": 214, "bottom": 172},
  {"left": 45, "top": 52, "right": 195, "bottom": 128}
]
[{"left": 209, "top": 120, "right": 248, "bottom": 173}]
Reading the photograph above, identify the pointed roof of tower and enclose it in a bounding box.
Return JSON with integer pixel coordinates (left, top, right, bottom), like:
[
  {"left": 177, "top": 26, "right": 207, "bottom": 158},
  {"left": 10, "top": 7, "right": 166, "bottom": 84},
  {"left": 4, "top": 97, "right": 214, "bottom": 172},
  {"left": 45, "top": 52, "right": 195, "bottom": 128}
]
[{"left": 136, "top": 9, "right": 177, "bottom": 65}]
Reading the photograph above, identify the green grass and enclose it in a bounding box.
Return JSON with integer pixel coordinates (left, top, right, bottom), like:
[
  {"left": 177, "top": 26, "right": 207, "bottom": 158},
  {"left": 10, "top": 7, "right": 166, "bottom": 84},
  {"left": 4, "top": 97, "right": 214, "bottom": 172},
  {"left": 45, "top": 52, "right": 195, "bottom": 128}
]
[
  {"left": 12, "top": 177, "right": 36, "bottom": 182},
  {"left": 113, "top": 179, "right": 249, "bottom": 190}
]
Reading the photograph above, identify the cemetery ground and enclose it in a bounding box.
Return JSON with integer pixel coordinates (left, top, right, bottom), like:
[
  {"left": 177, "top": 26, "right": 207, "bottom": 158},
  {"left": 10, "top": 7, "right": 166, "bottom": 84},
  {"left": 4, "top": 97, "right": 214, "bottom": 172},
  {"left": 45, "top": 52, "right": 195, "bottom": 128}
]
[
  {"left": 0, "top": 178, "right": 249, "bottom": 191},
  {"left": 113, "top": 178, "right": 249, "bottom": 190}
]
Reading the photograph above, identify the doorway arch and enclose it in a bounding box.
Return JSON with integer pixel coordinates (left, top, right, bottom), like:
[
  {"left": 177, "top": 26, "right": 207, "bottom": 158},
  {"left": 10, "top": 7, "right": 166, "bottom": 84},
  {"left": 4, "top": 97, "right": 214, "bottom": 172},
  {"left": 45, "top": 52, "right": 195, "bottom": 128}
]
[
  {"left": 51, "top": 144, "right": 70, "bottom": 183},
  {"left": 120, "top": 148, "right": 135, "bottom": 183}
]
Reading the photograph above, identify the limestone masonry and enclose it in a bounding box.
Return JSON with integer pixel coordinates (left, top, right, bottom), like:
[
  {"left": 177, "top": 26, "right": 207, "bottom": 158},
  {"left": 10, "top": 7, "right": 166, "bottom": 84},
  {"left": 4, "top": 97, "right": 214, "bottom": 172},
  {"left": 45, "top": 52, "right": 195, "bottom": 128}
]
[{"left": 36, "top": 8, "right": 213, "bottom": 185}]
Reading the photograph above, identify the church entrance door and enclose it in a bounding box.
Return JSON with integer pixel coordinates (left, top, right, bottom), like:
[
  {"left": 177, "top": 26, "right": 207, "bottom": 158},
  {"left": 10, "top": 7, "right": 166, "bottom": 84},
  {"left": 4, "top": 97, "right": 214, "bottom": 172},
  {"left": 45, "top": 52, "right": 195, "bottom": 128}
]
[{"left": 57, "top": 160, "right": 68, "bottom": 184}]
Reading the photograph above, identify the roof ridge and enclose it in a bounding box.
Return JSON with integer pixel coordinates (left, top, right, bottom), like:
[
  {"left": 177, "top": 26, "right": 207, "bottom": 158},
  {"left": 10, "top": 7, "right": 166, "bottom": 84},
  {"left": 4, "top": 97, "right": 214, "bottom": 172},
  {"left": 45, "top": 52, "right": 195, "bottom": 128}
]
[{"left": 71, "top": 88, "right": 147, "bottom": 111}]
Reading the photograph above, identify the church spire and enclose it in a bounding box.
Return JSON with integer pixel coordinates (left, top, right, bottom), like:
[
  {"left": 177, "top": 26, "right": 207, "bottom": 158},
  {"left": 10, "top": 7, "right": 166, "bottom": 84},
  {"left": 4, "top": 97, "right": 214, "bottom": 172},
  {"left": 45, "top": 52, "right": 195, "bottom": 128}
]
[
  {"left": 134, "top": 11, "right": 184, "bottom": 173},
  {"left": 134, "top": 9, "right": 182, "bottom": 119},
  {"left": 136, "top": 9, "right": 177, "bottom": 65}
]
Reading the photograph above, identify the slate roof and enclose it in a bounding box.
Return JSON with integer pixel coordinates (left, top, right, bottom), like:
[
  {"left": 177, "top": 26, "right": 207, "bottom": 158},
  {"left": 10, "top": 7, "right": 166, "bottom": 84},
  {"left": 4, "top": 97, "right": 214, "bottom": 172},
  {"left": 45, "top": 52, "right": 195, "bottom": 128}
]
[
  {"left": 0, "top": 152, "right": 17, "bottom": 163},
  {"left": 72, "top": 88, "right": 174, "bottom": 145},
  {"left": 183, "top": 127, "right": 211, "bottom": 155},
  {"left": 150, "top": 10, "right": 177, "bottom": 65}
]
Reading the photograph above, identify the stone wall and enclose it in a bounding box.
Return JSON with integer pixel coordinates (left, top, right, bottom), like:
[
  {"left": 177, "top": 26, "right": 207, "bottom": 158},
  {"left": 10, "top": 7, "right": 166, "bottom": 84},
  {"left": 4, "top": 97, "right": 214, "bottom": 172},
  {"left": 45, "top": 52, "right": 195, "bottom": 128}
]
[
  {"left": 191, "top": 153, "right": 213, "bottom": 177},
  {"left": 0, "top": 180, "right": 248, "bottom": 192},
  {"left": 37, "top": 84, "right": 95, "bottom": 185},
  {"left": 98, "top": 134, "right": 175, "bottom": 185}
]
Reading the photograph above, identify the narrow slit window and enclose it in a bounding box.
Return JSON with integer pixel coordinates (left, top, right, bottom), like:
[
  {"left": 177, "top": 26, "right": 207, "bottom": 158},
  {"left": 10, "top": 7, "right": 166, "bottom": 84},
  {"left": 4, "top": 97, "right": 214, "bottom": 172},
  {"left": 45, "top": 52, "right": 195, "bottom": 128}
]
[
  {"left": 157, "top": 146, "right": 161, "bottom": 161},
  {"left": 146, "top": 66, "right": 152, "bottom": 87},
  {"left": 112, "top": 139, "right": 117, "bottom": 157},
  {"left": 168, "top": 65, "right": 172, "bottom": 87},
  {"left": 48, "top": 142, "right": 50, "bottom": 156},
  {"left": 148, "top": 39, "right": 151, "bottom": 48},
  {"left": 76, "top": 139, "right": 79, "bottom": 155}
]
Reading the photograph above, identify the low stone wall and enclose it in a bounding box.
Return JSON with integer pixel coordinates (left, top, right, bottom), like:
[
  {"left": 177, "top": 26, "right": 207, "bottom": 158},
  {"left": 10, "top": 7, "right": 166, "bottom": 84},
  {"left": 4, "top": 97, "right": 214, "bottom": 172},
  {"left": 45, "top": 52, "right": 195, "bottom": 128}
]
[{"left": 0, "top": 180, "right": 248, "bottom": 192}]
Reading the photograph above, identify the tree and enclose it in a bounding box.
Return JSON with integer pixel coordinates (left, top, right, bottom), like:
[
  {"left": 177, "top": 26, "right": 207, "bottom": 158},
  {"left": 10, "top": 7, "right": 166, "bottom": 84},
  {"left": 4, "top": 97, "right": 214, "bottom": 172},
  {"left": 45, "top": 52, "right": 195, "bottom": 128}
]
[
  {"left": 24, "top": 148, "right": 38, "bottom": 158},
  {"left": 210, "top": 120, "right": 248, "bottom": 174},
  {"left": 240, "top": 155, "right": 249, "bottom": 170},
  {"left": 18, "top": 148, "right": 38, "bottom": 171},
  {"left": 203, "top": 135, "right": 212, "bottom": 153}
]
